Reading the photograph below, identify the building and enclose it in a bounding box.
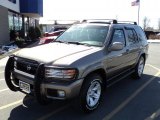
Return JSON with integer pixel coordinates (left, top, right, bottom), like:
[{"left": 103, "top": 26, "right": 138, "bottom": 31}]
[
  {"left": 39, "top": 20, "right": 80, "bottom": 33},
  {"left": 144, "top": 30, "right": 160, "bottom": 39},
  {"left": 0, "top": 0, "right": 43, "bottom": 46}
]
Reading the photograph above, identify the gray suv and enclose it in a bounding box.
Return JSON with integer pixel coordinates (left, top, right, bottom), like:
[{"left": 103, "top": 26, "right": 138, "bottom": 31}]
[{"left": 5, "top": 19, "right": 148, "bottom": 112}]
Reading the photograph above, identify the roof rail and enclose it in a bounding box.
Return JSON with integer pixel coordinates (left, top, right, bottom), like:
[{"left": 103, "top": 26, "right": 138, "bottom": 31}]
[
  {"left": 81, "top": 19, "right": 117, "bottom": 24},
  {"left": 118, "top": 21, "right": 137, "bottom": 25},
  {"left": 81, "top": 19, "right": 137, "bottom": 25}
]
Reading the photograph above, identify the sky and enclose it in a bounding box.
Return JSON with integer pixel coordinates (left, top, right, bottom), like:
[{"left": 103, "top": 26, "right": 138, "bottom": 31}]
[{"left": 40, "top": 0, "right": 160, "bottom": 29}]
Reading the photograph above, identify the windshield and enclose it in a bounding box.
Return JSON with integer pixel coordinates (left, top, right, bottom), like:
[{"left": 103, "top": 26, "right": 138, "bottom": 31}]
[{"left": 56, "top": 24, "right": 109, "bottom": 46}]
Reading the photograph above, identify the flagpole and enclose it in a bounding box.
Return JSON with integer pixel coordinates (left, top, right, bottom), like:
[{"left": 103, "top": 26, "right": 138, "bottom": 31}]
[{"left": 138, "top": 0, "right": 140, "bottom": 25}]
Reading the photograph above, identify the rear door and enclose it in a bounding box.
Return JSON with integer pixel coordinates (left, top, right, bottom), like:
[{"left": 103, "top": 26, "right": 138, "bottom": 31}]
[{"left": 124, "top": 27, "right": 140, "bottom": 67}]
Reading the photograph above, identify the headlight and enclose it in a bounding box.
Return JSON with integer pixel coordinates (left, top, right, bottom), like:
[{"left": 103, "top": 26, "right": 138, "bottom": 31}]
[{"left": 45, "top": 67, "right": 78, "bottom": 79}]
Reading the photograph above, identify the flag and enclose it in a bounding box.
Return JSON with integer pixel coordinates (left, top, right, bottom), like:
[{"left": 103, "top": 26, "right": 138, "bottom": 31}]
[{"left": 131, "top": 0, "right": 140, "bottom": 6}]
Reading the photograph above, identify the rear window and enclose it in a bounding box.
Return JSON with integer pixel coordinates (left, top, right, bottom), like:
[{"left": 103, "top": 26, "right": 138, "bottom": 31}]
[{"left": 134, "top": 26, "right": 147, "bottom": 41}]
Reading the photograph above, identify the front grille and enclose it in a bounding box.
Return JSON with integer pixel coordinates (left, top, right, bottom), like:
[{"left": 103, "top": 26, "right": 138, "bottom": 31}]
[{"left": 15, "top": 57, "right": 39, "bottom": 75}]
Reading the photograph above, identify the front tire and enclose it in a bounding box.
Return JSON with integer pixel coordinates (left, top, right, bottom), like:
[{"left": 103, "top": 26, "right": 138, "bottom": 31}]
[{"left": 79, "top": 74, "right": 103, "bottom": 113}]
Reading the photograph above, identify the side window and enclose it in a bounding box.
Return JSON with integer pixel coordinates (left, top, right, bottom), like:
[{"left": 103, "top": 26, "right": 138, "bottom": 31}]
[
  {"left": 126, "top": 29, "right": 138, "bottom": 44},
  {"left": 135, "top": 27, "right": 147, "bottom": 41},
  {"left": 111, "top": 29, "right": 125, "bottom": 45},
  {"left": 133, "top": 30, "right": 138, "bottom": 41}
]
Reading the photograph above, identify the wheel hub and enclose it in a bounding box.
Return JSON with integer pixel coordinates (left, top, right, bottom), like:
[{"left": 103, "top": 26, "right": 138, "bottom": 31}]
[
  {"left": 138, "top": 58, "right": 144, "bottom": 76},
  {"left": 86, "top": 80, "right": 101, "bottom": 107}
]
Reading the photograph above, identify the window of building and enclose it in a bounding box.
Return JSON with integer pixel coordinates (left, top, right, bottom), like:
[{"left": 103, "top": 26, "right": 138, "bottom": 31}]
[
  {"left": 8, "top": 12, "right": 14, "bottom": 30},
  {"left": 8, "top": 11, "right": 23, "bottom": 41},
  {"left": 8, "top": 11, "right": 22, "bottom": 31},
  {"left": 29, "top": 18, "right": 36, "bottom": 27},
  {"left": 8, "top": 0, "right": 16, "bottom": 4}
]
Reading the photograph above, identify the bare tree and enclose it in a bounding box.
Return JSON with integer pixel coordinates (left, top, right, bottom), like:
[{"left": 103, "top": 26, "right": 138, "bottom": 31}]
[
  {"left": 143, "top": 17, "right": 150, "bottom": 30},
  {"left": 158, "top": 18, "right": 160, "bottom": 30}
]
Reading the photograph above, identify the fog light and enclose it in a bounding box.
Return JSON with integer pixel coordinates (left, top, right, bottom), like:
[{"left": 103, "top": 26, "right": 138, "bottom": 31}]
[{"left": 57, "top": 90, "right": 65, "bottom": 97}]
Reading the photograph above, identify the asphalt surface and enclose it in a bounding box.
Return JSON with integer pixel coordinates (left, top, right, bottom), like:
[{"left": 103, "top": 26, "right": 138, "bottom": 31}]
[{"left": 0, "top": 44, "right": 160, "bottom": 120}]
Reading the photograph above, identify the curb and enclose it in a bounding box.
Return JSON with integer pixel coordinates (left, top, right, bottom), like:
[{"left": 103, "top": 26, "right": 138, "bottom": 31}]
[
  {"left": 147, "top": 40, "right": 160, "bottom": 44},
  {"left": 148, "top": 42, "right": 160, "bottom": 44},
  {"left": 0, "top": 41, "right": 39, "bottom": 70},
  {"left": 0, "top": 48, "right": 20, "bottom": 60},
  {"left": 0, "top": 40, "right": 39, "bottom": 60}
]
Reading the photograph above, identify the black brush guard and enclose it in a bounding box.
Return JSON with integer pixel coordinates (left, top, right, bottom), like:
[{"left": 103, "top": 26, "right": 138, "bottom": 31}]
[{"left": 5, "top": 56, "right": 49, "bottom": 105}]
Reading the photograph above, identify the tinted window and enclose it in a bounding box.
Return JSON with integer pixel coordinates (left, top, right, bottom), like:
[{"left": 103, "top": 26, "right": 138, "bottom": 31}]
[
  {"left": 126, "top": 29, "right": 138, "bottom": 44},
  {"left": 112, "top": 29, "right": 125, "bottom": 45},
  {"left": 135, "top": 27, "right": 147, "bottom": 41},
  {"left": 133, "top": 30, "right": 138, "bottom": 41}
]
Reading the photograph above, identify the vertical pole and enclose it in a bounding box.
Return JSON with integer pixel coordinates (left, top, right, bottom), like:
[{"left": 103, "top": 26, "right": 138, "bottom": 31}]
[
  {"left": 138, "top": 1, "right": 140, "bottom": 25},
  {"left": 22, "top": 15, "right": 25, "bottom": 38}
]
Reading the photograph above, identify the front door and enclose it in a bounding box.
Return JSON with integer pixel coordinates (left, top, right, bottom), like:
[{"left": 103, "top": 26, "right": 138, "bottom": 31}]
[{"left": 105, "top": 28, "right": 129, "bottom": 80}]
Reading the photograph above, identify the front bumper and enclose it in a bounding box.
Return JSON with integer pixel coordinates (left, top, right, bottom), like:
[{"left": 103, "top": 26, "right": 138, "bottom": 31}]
[
  {"left": 13, "top": 69, "right": 83, "bottom": 100},
  {"left": 5, "top": 56, "right": 83, "bottom": 102}
]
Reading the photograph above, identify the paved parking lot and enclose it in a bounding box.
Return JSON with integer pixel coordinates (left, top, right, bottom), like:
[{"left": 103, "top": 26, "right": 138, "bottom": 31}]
[{"left": 0, "top": 44, "right": 160, "bottom": 120}]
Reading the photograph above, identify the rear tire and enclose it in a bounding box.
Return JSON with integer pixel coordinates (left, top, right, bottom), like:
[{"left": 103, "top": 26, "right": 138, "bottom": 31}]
[
  {"left": 132, "top": 56, "right": 145, "bottom": 79},
  {"left": 79, "top": 73, "right": 103, "bottom": 113}
]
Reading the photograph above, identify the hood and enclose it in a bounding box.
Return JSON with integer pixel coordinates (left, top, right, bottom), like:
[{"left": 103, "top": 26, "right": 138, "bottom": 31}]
[{"left": 16, "top": 43, "right": 94, "bottom": 63}]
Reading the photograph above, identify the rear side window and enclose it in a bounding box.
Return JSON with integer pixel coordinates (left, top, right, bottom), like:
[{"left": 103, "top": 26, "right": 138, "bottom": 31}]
[
  {"left": 111, "top": 29, "right": 125, "bottom": 45},
  {"left": 135, "top": 27, "right": 147, "bottom": 41},
  {"left": 126, "top": 29, "right": 138, "bottom": 44}
]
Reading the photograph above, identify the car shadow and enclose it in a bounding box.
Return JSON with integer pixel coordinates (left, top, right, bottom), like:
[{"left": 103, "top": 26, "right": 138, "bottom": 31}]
[
  {"left": 8, "top": 95, "right": 70, "bottom": 120},
  {"left": 8, "top": 74, "right": 160, "bottom": 120}
]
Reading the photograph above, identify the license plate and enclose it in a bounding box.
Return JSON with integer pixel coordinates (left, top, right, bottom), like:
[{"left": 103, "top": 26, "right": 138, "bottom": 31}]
[{"left": 19, "top": 81, "right": 31, "bottom": 93}]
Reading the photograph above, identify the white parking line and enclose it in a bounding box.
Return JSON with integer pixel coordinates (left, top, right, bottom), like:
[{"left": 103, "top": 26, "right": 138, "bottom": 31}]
[
  {"left": 145, "top": 108, "right": 160, "bottom": 120},
  {"left": 103, "top": 71, "right": 160, "bottom": 120},
  {"left": 0, "top": 88, "right": 9, "bottom": 93},
  {"left": 146, "top": 64, "right": 160, "bottom": 72},
  {"left": 0, "top": 79, "right": 4, "bottom": 81},
  {"left": 0, "top": 71, "right": 4, "bottom": 74},
  {"left": 0, "top": 99, "right": 23, "bottom": 110}
]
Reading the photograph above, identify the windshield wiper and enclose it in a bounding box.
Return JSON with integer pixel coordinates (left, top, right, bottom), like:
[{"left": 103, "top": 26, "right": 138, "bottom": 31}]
[
  {"left": 67, "top": 42, "right": 91, "bottom": 46},
  {"left": 53, "top": 40, "right": 68, "bottom": 44},
  {"left": 53, "top": 40, "right": 64, "bottom": 43}
]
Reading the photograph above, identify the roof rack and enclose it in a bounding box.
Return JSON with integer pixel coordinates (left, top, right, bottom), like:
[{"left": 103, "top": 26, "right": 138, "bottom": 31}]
[
  {"left": 118, "top": 21, "right": 137, "bottom": 25},
  {"left": 81, "top": 19, "right": 117, "bottom": 24},
  {"left": 81, "top": 19, "right": 137, "bottom": 25}
]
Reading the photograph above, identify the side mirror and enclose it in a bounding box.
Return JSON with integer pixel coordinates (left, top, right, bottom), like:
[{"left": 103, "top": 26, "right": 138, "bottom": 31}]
[{"left": 109, "top": 42, "right": 124, "bottom": 51}]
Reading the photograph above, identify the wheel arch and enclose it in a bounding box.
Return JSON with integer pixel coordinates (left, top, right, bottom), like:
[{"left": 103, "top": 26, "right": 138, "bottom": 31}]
[
  {"left": 82, "top": 68, "right": 107, "bottom": 90},
  {"left": 141, "top": 53, "right": 146, "bottom": 63},
  {"left": 135, "top": 52, "right": 146, "bottom": 66}
]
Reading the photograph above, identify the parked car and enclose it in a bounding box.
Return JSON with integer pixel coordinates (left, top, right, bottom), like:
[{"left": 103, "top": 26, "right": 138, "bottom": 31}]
[
  {"left": 44, "top": 26, "right": 68, "bottom": 37},
  {"left": 5, "top": 19, "right": 148, "bottom": 113},
  {"left": 39, "top": 30, "right": 65, "bottom": 44}
]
